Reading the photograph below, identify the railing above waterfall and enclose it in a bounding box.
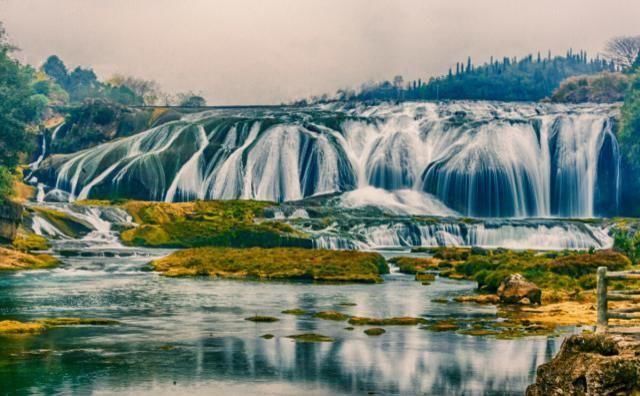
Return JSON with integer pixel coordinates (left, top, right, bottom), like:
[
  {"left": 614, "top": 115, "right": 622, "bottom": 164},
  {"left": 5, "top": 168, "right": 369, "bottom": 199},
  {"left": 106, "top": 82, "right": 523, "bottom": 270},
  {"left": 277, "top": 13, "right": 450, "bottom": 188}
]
[{"left": 596, "top": 267, "right": 640, "bottom": 333}]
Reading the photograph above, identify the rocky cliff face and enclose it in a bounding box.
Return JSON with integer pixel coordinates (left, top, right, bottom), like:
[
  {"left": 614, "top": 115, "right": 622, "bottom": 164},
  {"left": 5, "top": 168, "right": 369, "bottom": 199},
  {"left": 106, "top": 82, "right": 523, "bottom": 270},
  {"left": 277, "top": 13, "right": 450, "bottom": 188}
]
[
  {"left": 527, "top": 333, "right": 640, "bottom": 395},
  {"left": 0, "top": 201, "right": 23, "bottom": 243}
]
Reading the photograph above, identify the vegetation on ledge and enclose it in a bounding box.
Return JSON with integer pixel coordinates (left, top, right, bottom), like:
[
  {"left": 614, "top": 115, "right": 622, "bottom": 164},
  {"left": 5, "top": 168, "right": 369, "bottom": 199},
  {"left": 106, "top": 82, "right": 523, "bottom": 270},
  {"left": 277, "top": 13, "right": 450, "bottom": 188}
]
[
  {"left": 0, "top": 247, "right": 58, "bottom": 271},
  {"left": 550, "top": 72, "right": 630, "bottom": 103},
  {"left": 120, "top": 200, "right": 312, "bottom": 248},
  {"left": 150, "top": 247, "right": 389, "bottom": 283},
  {"left": 439, "top": 249, "right": 632, "bottom": 298},
  {"left": 12, "top": 228, "right": 50, "bottom": 251}
]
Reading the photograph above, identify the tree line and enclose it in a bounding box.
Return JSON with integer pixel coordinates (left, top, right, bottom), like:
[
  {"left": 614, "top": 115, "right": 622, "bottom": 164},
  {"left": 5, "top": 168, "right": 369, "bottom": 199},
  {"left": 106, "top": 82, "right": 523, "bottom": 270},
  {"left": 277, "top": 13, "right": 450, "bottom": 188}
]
[
  {"left": 298, "top": 36, "right": 640, "bottom": 105},
  {"left": 39, "top": 55, "right": 207, "bottom": 107}
]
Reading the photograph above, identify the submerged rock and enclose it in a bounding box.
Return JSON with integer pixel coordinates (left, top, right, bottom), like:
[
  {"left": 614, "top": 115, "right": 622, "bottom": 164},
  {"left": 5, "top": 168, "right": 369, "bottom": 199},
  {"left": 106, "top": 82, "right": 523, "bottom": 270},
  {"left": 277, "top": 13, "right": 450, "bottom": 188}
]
[
  {"left": 526, "top": 334, "right": 640, "bottom": 395},
  {"left": 497, "top": 274, "right": 542, "bottom": 305}
]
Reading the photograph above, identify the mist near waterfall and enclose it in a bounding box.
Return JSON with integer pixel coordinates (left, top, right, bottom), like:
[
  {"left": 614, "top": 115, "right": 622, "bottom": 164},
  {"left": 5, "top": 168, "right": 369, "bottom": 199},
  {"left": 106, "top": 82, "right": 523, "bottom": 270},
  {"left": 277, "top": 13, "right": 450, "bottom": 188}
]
[{"left": 1, "top": 0, "right": 639, "bottom": 104}]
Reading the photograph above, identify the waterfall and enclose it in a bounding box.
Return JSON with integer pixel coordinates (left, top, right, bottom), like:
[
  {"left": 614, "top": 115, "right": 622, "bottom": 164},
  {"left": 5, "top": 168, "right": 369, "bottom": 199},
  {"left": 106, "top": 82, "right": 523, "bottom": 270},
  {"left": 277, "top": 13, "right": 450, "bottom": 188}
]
[
  {"left": 314, "top": 220, "right": 613, "bottom": 251},
  {"left": 28, "top": 134, "right": 47, "bottom": 171},
  {"left": 34, "top": 102, "right": 622, "bottom": 218}
]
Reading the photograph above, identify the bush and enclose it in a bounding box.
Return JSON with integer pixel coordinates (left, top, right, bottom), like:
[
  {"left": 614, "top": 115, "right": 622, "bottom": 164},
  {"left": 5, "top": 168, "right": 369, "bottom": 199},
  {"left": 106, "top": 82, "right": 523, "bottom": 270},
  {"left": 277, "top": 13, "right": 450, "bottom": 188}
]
[
  {"left": 548, "top": 250, "right": 631, "bottom": 277},
  {"left": 613, "top": 229, "right": 640, "bottom": 264},
  {"left": 0, "top": 166, "right": 13, "bottom": 203},
  {"left": 551, "top": 72, "right": 630, "bottom": 103}
]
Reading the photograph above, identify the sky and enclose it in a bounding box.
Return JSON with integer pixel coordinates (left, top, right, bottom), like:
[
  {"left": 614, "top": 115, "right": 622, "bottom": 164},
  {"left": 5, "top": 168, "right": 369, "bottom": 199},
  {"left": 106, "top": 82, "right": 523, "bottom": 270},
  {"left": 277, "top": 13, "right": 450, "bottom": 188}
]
[{"left": 1, "top": 0, "right": 639, "bottom": 105}]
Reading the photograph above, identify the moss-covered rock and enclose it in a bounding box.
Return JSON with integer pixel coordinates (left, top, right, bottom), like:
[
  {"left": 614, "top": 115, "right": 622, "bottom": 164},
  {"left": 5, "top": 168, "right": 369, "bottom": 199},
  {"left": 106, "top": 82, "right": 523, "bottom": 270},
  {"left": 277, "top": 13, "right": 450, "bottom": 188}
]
[
  {"left": 415, "top": 273, "right": 436, "bottom": 283},
  {"left": 0, "top": 247, "right": 59, "bottom": 271},
  {"left": 314, "top": 311, "right": 350, "bottom": 321},
  {"left": 12, "top": 228, "right": 50, "bottom": 251},
  {"left": 0, "top": 320, "right": 45, "bottom": 335},
  {"left": 245, "top": 315, "right": 279, "bottom": 323},
  {"left": 31, "top": 207, "right": 92, "bottom": 238},
  {"left": 364, "top": 328, "right": 386, "bottom": 336},
  {"left": 526, "top": 334, "right": 640, "bottom": 395},
  {"left": 348, "top": 316, "right": 427, "bottom": 326},
  {"left": 425, "top": 320, "right": 460, "bottom": 332},
  {"left": 281, "top": 309, "right": 308, "bottom": 316},
  {"left": 286, "top": 333, "right": 334, "bottom": 342},
  {"left": 120, "top": 200, "right": 313, "bottom": 248},
  {"left": 388, "top": 256, "right": 439, "bottom": 274},
  {"left": 151, "top": 247, "right": 389, "bottom": 283},
  {"left": 450, "top": 249, "right": 632, "bottom": 299}
]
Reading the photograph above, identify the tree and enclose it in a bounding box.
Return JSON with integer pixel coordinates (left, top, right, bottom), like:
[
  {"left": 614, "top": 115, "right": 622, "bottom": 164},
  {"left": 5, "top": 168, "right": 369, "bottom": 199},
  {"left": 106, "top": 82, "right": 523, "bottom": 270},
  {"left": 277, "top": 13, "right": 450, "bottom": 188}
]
[
  {"left": 108, "top": 74, "right": 161, "bottom": 105},
  {"left": 42, "top": 55, "right": 69, "bottom": 88},
  {"left": 177, "top": 93, "right": 206, "bottom": 107},
  {"left": 604, "top": 36, "right": 640, "bottom": 71},
  {"left": 0, "top": 22, "right": 41, "bottom": 200},
  {"left": 633, "top": 52, "right": 640, "bottom": 72}
]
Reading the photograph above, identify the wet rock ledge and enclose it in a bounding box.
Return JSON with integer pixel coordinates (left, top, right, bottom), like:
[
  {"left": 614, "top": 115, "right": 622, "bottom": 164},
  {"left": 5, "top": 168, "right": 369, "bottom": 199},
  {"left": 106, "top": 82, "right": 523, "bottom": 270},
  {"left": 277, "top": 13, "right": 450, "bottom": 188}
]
[
  {"left": 0, "top": 201, "right": 23, "bottom": 243},
  {"left": 526, "top": 333, "right": 640, "bottom": 395}
]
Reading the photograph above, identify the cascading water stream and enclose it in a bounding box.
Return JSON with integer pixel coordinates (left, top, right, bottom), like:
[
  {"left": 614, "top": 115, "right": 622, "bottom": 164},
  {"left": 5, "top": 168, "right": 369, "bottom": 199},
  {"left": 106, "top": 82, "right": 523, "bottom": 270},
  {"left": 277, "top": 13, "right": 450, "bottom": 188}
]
[{"left": 33, "top": 102, "right": 621, "bottom": 219}]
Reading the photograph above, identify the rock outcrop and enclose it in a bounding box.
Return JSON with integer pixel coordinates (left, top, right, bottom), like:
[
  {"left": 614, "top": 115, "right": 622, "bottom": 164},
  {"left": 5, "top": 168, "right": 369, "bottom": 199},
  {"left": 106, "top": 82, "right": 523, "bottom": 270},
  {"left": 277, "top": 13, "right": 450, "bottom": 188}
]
[
  {"left": 527, "top": 333, "right": 640, "bottom": 395},
  {"left": 0, "top": 201, "right": 23, "bottom": 243},
  {"left": 497, "top": 273, "right": 542, "bottom": 305}
]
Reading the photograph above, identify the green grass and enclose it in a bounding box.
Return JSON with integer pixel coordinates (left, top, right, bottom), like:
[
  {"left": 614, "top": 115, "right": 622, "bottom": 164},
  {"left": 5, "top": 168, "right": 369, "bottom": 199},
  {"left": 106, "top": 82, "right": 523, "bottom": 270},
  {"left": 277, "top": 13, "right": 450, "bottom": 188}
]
[{"left": 151, "top": 247, "right": 389, "bottom": 283}]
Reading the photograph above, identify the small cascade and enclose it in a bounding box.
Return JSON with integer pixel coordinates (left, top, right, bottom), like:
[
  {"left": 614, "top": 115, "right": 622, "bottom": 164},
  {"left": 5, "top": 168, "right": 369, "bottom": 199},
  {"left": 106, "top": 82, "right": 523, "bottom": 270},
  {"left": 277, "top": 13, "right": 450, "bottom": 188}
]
[
  {"left": 28, "top": 203, "right": 133, "bottom": 251},
  {"left": 31, "top": 214, "right": 67, "bottom": 238},
  {"left": 28, "top": 134, "right": 47, "bottom": 172},
  {"left": 313, "top": 220, "right": 613, "bottom": 251}
]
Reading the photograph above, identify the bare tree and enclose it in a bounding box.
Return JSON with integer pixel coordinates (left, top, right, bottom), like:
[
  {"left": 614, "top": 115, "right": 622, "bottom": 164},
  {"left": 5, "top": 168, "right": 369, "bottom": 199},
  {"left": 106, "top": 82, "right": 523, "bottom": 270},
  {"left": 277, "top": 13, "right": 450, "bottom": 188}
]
[
  {"left": 604, "top": 35, "right": 640, "bottom": 70},
  {"left": 108, "top": 74, "right": 163, "bottom": 105}
]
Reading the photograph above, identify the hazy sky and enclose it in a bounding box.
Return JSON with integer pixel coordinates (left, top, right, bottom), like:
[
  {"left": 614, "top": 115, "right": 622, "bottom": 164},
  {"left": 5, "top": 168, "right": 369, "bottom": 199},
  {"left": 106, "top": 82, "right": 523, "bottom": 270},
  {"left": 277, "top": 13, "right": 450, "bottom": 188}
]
[{"left": 1, "top": 0, "right": 639, "bottom": 105}]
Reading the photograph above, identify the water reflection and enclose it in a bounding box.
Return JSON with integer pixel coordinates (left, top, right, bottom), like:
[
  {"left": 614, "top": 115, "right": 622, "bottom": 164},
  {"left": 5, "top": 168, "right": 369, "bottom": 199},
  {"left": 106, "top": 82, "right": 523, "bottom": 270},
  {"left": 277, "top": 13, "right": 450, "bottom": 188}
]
[{"left": 0, "top": 250, "right": 563, "bottom": 395}]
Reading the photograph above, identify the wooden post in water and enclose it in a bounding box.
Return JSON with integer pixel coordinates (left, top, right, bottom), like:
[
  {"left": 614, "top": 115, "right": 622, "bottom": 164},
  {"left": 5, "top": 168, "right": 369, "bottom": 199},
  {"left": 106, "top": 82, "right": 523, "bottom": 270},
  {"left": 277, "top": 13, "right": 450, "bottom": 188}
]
[{"left": 596, "top": 266, "right": 608, "bottom": 333}]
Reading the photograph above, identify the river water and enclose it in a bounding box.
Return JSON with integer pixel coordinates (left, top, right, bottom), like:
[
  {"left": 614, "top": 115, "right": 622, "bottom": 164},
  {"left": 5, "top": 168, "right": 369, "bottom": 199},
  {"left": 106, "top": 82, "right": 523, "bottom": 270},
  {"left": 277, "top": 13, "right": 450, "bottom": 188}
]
[{"left": 0, "top": 238, "right": 566, "bottom": 395}]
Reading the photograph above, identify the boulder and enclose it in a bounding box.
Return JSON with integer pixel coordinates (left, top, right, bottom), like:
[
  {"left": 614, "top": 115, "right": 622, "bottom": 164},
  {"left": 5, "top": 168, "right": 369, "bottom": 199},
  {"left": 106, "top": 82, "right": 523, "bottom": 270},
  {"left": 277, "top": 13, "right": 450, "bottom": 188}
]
[
  {"left": 497, "top": 273, "right": 541, "bottom": 305},
  {"left": 526, "top": 334, "right": 640, "bottom": 395},
  {"left": 0, "top": 201, "right": 23, "bottom": 243}
]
